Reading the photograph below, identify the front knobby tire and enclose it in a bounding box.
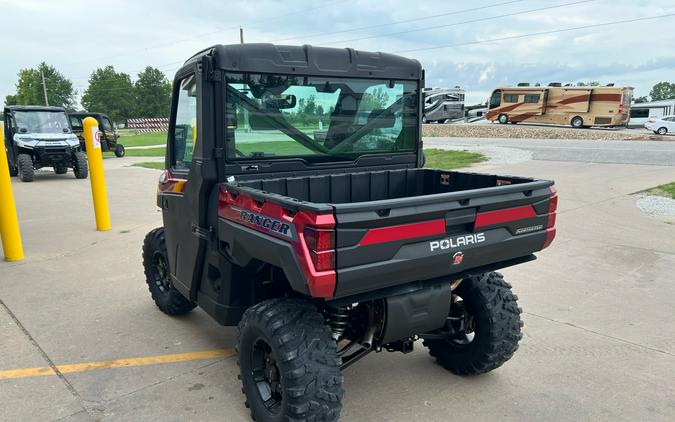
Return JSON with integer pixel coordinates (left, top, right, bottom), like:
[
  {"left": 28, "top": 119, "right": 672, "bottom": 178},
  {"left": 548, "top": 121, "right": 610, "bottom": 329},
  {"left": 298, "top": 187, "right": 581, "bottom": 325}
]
[
  {"left": 142, "top": 227, "right": 195, "bottom": 315},
  {"left": 73, "top": 152, "right": 88, "bottom": 179},
  {"left": 17, "top": 154, "right": 34, "bottom": 182},
  {"left": 237, "top": 298, "right": 343, "bottom": 422},
  {"left": 423, "top": 272, "right": 523, "bottom": 375}
]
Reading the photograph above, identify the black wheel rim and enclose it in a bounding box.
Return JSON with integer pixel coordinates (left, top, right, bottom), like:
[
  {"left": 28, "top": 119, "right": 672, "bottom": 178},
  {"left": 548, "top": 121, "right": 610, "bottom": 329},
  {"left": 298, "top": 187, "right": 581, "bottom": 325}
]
[
  {"left": 151, "top": 252, "right": 171, "bottom": 292},
  {"left": 446, "top": 295, "right": 476, "bottom": 347},
  {"left": 250, "top": 338, "right": 283, "bottom": 414}
]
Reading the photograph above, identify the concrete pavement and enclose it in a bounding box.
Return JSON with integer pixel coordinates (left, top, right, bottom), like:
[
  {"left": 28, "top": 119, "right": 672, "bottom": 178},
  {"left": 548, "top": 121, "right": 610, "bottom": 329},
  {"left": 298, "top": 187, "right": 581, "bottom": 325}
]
[{"left": 1, "top": 145, "right": 674, "bottom": 421}]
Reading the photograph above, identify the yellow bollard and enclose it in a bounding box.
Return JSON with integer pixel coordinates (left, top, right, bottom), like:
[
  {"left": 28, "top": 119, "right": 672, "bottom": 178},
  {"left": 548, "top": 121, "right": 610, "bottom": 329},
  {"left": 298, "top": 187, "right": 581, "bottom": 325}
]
[
  {"left": 82, "top": 117, "right": 111, "bottom": 231},
  {"left": 0, "top": 124, "right": 24, "bottom": 261}
]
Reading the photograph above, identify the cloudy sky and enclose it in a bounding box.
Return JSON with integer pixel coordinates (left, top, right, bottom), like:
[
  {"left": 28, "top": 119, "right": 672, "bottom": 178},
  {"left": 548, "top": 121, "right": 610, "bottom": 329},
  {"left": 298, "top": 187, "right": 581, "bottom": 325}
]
[{"left": 2, "top": 0, "right": 675, "bottom": 106}]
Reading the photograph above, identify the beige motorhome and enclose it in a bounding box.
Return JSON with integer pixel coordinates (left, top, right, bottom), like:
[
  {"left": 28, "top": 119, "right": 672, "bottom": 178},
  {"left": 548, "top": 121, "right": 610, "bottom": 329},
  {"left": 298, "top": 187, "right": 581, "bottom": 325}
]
[{"left": 486, "top": 84, "right": 633, "bottom": 127}]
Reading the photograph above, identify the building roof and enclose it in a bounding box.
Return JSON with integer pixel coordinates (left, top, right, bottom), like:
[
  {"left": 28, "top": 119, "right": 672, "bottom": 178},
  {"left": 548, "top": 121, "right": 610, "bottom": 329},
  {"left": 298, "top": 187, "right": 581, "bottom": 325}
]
[{"left": 631, "top": 99, "right": 675, "bottom": 107}]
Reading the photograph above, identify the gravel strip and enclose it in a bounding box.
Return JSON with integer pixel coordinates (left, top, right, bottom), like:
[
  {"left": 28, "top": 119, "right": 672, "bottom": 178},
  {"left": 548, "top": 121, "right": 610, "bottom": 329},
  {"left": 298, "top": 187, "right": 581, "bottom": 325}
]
[
  {"left": 636, "top": 194, "right": 675, "bottom": 216},
  {"left": 423, "top": 123, "right": 671, "bottom": 141}
]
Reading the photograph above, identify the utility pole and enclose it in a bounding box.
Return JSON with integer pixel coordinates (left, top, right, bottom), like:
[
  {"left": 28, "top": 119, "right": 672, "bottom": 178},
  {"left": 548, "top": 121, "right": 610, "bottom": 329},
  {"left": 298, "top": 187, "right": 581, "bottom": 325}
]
[
  {"left": 240, "top": 27, "right": 244, "bottom": 44},
  {"left": 40, "top": 69, "right": 49, "bottom": 106}
]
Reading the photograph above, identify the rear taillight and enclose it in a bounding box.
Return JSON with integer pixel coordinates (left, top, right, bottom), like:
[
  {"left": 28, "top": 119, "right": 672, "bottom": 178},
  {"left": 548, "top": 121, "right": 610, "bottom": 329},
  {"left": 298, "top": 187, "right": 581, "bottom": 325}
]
[
  {"left": 304, "top": 227, "right": 335, "bottom": 271},
  {"left": 543, "top": 186, "right": 558, "bottom": 248}
]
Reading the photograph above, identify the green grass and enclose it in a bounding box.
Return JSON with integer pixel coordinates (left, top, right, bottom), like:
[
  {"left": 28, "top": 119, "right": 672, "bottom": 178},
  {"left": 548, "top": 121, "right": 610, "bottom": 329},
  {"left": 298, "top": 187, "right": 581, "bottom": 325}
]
[
  {"left": 648, "top": 182, "right": 675, "bottom": 199},
  {"left": 118, "top": 132, "right": 166, "bottom": 147},
  {"left": 104, "top": 147, "right": 166, "bottom": 157},
  {"left": 423, "top": 148, "right": 487, "bottom": 169},
  {"left": 132, "top": 161, "right": 165, "bottom": 170}
]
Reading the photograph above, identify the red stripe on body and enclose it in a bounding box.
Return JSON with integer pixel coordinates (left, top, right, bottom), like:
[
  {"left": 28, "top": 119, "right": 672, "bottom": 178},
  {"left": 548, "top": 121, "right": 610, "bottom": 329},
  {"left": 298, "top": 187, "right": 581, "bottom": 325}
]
[
  {"left": 475, "top": 205, "right": 536, "bottom": 228},
  {"left": 359, "top": 219, "right": 446, "bottom": 246}
]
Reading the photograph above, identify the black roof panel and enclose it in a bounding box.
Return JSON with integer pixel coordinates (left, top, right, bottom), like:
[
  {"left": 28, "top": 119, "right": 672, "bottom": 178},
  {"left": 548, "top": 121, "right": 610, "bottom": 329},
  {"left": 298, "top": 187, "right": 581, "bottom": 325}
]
[
  {"left": 184, "top": 43, "right": 422, "bottom": 80},
  {"left": 5, "top": 105, "right": 67, "bottom": 112}
]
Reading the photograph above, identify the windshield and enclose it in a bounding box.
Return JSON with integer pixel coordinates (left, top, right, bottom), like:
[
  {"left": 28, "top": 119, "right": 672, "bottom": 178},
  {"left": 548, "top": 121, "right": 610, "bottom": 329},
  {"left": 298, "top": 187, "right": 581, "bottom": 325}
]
[
  {"left": 14, "top": 111, "right": 71, "bottom": 134},
  {"left": 226, "top": 73, "right": 418, "bottom": 160}
]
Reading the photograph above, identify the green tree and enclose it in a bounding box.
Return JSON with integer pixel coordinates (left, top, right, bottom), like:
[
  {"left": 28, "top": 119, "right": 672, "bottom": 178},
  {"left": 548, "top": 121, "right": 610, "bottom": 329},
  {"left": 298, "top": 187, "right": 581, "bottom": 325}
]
[
  {"left": 10, "top": 62, "right": 75, "bottom": 108},
  {"left": 649, "top": 82, "right": 675, "bottom": 101},
  {"left": 634, "top": 95, "right": 649, "bottom": 104},
  {"left": 361, "top": 88, "right": 389, "bottom": 110},
  {"left": 4, "top": 94, "right": 18, "bottom": 106},
  {"left": 134, "top": 66, "right": 172, "bottom": 118},
  {"left": 81, "top": 66, "right": 135, "bottom": 122}
]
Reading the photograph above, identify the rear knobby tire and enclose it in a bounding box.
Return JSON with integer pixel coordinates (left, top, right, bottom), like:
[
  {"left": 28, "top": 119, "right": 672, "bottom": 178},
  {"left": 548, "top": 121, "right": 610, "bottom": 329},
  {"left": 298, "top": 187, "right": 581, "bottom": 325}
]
[
  {"left": 73, "top": 152, "right": 89, "bottom": 179},
  {"left": 142, "top": 227, "right": 195, "bottom": 315},
  {"left": 237, "top": 298, "right": 343, "bottom": 422},
  {"left": 114, "top": 144, "right": 126, "bottom": 158},
  {"left": 423, "top": 272, "right": 523, "bottom": 375},
  {"left": 17, "top": 154, "right": 34, "bottom": 182}
]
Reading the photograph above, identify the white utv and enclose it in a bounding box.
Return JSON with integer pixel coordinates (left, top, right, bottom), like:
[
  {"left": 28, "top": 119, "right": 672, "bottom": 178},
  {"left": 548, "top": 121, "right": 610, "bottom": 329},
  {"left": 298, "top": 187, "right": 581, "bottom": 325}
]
[{"left": 3, "top": 105, "right": 88, "bottom": 182}]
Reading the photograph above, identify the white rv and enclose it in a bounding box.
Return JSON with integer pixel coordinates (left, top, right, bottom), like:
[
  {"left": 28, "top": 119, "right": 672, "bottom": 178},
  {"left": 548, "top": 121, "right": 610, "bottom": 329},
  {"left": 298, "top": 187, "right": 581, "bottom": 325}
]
[
  {"left": 628, "top": 99, "right": 675, "bottom": 127},
  {"left": 422, "top": 87, "right": 465, "bottom": 123}
]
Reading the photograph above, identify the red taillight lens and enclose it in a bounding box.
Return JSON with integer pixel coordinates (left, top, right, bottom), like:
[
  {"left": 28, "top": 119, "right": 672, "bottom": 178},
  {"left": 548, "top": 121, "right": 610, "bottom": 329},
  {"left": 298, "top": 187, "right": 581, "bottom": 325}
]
[
  {"left": 304, "top": 227, "right": 336, "bottom": 271},
  {"left": 548, "top": 187, "right": 558, "bottom": 213},
  {"left": 310, "top": 250, "right": 336, "bottom": 271},
  {"left": 547, "top": 212, "right": 557, "bottom": 228}
]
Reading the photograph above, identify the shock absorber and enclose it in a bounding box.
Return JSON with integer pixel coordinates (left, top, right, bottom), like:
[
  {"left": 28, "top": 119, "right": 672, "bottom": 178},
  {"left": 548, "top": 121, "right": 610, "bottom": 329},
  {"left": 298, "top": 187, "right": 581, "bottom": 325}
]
[{"left": 325, "top": 306, "right": 349, "bottom": 340}]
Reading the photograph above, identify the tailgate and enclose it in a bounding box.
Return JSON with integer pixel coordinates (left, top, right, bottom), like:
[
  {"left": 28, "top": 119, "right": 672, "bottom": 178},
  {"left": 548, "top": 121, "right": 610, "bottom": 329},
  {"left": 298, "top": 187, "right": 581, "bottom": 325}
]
[{"left": 332, "top": 181, "right": 556, "bottom": 297}]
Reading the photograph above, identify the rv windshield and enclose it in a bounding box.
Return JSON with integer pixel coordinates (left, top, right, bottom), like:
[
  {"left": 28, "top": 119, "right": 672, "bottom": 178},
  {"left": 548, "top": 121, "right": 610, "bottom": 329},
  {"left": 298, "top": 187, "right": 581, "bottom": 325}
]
[
  {"left": 226, "top": 73, "right": 418, "bottom": 160},
  {"left": 13, "top": 111, "right": 70, "bottom": 134}
]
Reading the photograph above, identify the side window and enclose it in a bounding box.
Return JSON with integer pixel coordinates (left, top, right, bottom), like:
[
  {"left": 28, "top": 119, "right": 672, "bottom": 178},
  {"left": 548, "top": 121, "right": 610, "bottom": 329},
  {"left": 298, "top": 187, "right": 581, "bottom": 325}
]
[
  {"left": 489, "top": 91, "right": 501, "bottom": 108},
  {"left": 524, "top": 94, "right": 540, "bottom": 103},
  {"left": 172, "top": 75, "right": 197, "bottom": 170},
  {"left": 70, "top": 116, "right": 83, "bottom": 131},
  {"left": 503, "top": 94, "right": 519, "bottom": 103},
  {"left": 101, "top": 117, "right": 113, "bottom": 132}
]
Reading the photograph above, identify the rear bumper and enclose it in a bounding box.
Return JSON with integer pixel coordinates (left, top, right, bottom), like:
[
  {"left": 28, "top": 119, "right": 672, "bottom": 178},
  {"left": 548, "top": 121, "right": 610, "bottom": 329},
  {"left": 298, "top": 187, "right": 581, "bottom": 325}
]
[{"left": 334, "top": 228, "right": 546, "bottom": 297}]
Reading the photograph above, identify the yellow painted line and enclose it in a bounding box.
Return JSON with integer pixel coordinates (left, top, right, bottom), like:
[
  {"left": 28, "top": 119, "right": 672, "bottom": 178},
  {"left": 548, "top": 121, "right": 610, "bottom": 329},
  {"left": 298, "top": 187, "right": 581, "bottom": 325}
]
[{"left": 0, "top": 348, "right": 235, "bottom": 381}]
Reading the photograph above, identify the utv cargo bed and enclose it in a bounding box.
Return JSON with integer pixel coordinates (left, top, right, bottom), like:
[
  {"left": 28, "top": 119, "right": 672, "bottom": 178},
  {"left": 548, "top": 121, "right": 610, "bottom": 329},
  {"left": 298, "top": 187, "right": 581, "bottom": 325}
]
[{"left": 218, "top": 168, "right": 557, "bottom": 299}]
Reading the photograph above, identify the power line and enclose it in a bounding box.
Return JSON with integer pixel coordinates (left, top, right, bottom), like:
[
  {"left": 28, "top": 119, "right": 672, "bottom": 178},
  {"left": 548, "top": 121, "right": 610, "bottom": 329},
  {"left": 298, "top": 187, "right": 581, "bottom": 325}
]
[
  {"left": 394, "top": 12, "right": 675, "bottom": 53},
  {"left": 314, "top": 0, "right": 599, "bottom": 46},
  {"left": 272, "top": 0, "right": 528, "bottom": 43},
  {"left": 62, "top": 0, "right": 353, "bottom": 67}
]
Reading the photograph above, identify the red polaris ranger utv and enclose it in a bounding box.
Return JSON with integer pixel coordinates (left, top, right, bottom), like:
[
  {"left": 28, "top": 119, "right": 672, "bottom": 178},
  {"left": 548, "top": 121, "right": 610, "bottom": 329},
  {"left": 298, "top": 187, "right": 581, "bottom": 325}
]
[{"left": 142, "top": 44, "right": 557, "bottom": 421}]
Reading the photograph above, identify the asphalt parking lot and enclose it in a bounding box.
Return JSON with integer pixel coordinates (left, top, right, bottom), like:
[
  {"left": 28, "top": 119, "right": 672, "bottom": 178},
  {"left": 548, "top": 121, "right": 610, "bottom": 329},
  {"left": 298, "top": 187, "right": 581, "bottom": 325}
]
[{"left": 1, "top": 138, "right": 675, "bottom": 422}]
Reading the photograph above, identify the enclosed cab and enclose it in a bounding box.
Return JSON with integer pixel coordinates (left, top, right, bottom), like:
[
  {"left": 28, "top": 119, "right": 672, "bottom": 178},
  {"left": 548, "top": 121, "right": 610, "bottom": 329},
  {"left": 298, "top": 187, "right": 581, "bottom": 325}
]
[
  {"left": 141, "top": 44, "right": 557, "bottom": 422},
  {"left": 487, "top": 84, "right": 633, "bottom": 127},
  {"left": 3, "top": 105, "right": 88, "bottom": 182},
  {"left": 69, "top": 112, "right": 125, "bottom": 157}
]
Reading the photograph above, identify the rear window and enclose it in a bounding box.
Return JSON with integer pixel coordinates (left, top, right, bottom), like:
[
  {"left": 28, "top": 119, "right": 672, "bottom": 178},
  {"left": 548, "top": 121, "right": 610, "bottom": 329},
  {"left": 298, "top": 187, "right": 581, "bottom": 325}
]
[
  {"left": 70, "top": 116, "right": 83, "bottom": 130},
  {"left": 630, "top": 108, "right": 649, "bottom": 118},
  {"left": 225, "top": 73, "right": 418, "bottom": 161}
]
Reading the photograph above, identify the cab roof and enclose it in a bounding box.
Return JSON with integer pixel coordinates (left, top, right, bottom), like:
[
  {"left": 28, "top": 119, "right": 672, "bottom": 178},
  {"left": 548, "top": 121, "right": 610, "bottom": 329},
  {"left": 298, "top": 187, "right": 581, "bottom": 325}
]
[
  {"left": 5, "top": 105, "right": 67, "bottom": 112},
  {"left": 181, "top": 43, "right": 422, "bottom": 80}
]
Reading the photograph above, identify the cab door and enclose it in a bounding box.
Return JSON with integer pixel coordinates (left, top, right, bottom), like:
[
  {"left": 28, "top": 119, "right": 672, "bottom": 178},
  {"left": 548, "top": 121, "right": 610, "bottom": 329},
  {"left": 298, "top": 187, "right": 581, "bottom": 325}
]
[
  {"left": 160, "top": 63, "right": 219, "bottom": 301},
  {"left": 100, "top": 116, "right": 116, "bottom": 149}
]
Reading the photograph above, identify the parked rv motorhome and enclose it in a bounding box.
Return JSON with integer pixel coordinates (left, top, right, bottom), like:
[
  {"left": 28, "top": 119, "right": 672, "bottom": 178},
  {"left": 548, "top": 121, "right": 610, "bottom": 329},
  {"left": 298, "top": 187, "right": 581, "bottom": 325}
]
[
  {"left": 487, "top": 83, "right": 633, "bottom": 127},
  {"left": 422, "top": 87, "right": 465, "bottom": 123},
  {"left": 627, "top": 99, "right": 675, "bottom": 127}
]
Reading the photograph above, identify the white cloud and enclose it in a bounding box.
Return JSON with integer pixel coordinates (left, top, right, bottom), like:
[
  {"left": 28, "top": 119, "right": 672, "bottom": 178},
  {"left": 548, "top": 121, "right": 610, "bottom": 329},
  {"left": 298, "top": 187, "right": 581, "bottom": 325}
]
[{"left": 2, "top": 0, "right": 675, "bottom": 106}]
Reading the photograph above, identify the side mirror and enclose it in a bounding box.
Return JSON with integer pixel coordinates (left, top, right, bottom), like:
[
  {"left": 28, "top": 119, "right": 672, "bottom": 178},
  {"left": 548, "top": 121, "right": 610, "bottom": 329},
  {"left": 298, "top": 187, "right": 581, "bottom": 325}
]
[
  {"left": 62, "top": 127, "right": 70, "bottom": 133},
  {"left": 263, "top": 94, "right": 296, "bottom": 110},
  {"left": 18, "top": 127, "right": 28, "bottom": 134}
]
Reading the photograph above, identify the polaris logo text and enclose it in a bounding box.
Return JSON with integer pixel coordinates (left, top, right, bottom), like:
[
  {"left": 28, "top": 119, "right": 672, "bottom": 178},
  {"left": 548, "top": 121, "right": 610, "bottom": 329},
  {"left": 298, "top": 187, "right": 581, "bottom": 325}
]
[
  {"left": 239, "top": 210, "right": 295, "bottom": 240},
  {"left": 430, "top": 233, "right": 486, "bottom": 251}
]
